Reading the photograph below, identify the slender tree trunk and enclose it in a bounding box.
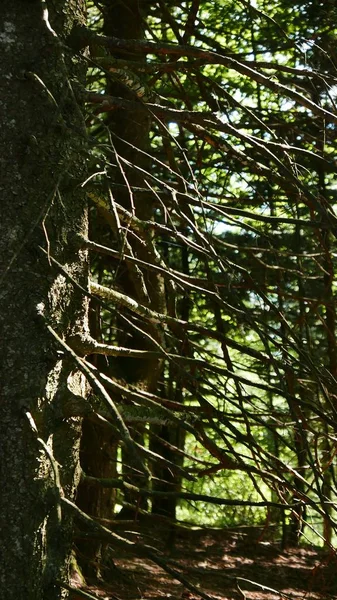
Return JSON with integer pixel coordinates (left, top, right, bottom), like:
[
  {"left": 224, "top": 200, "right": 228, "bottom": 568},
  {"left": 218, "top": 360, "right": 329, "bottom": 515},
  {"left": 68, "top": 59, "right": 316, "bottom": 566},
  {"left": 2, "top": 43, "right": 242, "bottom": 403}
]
[
  {"left": 76, "top": 0, "right": 165, "bottom": 574},
  {"left": 315, "top": 109, "right": 335, "bottom": 545},
  {"left": 77, "top": 0, "right": 167, "bottom": 536},
  {"left": 0, "top": 2, "right": 87, "bottom": 599},
  {"left": 320, "top": 230, "right": 335, "bottom": 545}
]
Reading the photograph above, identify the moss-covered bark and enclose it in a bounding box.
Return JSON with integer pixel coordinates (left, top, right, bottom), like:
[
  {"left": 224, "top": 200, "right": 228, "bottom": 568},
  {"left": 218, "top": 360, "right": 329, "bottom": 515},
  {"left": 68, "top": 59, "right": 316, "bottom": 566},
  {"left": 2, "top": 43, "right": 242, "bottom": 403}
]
[{"left": 0, "top": 2, "right": 87, "bottom": 598}]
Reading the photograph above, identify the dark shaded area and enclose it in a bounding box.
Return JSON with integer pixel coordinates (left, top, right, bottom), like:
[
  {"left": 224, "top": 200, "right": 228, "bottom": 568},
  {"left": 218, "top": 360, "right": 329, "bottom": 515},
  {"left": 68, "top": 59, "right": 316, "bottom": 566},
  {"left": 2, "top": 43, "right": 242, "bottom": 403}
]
[{"left": 71, "top": 526, "right": 337, "bottom": 600}]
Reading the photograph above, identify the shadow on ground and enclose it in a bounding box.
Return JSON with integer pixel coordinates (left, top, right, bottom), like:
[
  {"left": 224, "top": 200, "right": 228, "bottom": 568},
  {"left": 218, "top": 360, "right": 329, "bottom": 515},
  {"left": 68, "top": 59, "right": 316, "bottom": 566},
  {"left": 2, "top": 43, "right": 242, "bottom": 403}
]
[{"left": 72, "top": 524, "right": 337, "bottom": 600}]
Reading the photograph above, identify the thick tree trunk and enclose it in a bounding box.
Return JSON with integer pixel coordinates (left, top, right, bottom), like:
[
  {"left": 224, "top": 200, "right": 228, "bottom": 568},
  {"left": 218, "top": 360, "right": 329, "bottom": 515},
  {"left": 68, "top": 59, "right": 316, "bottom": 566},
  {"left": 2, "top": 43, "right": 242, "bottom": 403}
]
[{"left": 0, "top": 2, "right": 87, "bottom": 599}]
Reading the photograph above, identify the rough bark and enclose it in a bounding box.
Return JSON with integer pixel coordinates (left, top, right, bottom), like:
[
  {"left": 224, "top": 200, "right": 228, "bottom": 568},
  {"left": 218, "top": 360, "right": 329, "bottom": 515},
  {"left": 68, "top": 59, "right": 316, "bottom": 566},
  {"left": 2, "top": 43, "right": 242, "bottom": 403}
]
[{"left": 0, "top": 2, "right": 87, "bottom": 599}]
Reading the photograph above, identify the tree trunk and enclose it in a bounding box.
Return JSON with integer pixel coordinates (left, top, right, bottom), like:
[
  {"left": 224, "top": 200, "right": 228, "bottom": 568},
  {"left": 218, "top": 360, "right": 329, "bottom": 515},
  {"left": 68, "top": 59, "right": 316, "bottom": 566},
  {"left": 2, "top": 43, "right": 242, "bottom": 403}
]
[
  {"left": 77, "top": 0, "right": 167, "bottom": 550},
  {"left": 0, "top": 2, "right": 87, "bottom": 599}
]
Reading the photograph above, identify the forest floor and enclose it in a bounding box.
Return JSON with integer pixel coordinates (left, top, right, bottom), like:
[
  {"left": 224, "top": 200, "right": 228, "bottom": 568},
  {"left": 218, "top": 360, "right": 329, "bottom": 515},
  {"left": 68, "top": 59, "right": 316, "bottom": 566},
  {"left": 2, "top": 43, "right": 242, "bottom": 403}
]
[{"left": 73, "top": 524, "right": 337, "bottom": 600}]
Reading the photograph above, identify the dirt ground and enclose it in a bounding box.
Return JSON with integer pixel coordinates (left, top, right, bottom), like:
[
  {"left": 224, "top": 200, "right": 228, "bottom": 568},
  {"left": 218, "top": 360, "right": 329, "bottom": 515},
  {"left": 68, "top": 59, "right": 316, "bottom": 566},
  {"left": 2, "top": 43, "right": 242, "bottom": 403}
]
[{"left": 72, "top": 524, "right": 337, "bottom": 600}]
